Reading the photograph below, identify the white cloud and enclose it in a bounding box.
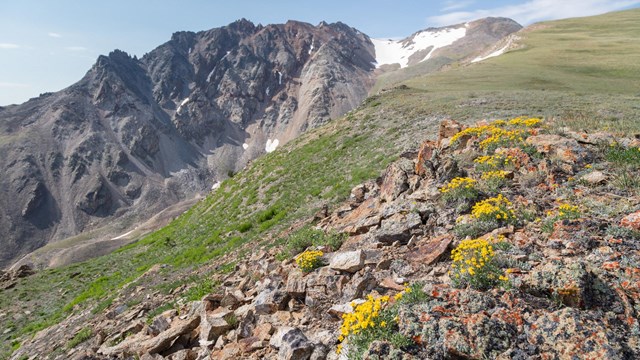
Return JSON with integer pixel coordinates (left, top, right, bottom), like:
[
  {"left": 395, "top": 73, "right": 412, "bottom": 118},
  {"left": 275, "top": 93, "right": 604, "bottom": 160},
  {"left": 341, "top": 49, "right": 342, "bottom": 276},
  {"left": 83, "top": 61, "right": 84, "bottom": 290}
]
[
  {"left": 65, "top": 46, "right": 87, "bottom": 51},
  {"left": 442, "top": 0, "right": 475, "bottom": 12},
  {"left": 48, "top": 32, "right": 62, "bottom": 38},
  {"left": 0, "top": 43, "right": 20, "bottom": 49},
  {"left": 0, "top": 82, "right": 30, "bottom": 88},
  {"left": 428, "top": 0, "right": 640, "bottom": 26}
]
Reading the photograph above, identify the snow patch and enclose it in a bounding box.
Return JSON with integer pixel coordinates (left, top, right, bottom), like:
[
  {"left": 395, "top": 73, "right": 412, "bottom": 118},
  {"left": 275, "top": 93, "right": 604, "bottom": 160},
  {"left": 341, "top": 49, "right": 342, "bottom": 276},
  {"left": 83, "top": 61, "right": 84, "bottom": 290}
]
[
  {"left": 265, "top": 139, "right": 279, "bottom": 153},
  {"left": 266, "top": 87, "right": 270, "bottom": 96},
  {"left": 242, "top": 143, "right": 249, "bottom": 150},
  {"left": 277, "top": 71, "right": 283, "bottom": 85},
  {"left": 372, "top": 26, "right": 467, "bottom": 68},
  {"left": 111, "top": 229, "right": 134, "bottom": 240},
  {"left": 308, "top": 42, "right": 314, "bottom": 55},
  {"left": 211, "top": 181, "right": 222, "bottom": 190},
  {"left": 176, "top": 97, "right": 190, "bottom": 114},
  {"left": 207, "top": 69, "right": 215, "bottom": 83},
  {"left": 471, "top": 44, "right": 509, "bottom": 63}
]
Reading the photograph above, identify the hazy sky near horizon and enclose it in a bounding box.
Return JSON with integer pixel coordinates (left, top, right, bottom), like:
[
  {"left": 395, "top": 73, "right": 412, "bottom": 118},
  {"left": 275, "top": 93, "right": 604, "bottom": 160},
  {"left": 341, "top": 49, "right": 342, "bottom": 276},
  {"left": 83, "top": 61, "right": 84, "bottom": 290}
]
[{"left": 1, "top": 0, "right": 639, "bottom": 105}]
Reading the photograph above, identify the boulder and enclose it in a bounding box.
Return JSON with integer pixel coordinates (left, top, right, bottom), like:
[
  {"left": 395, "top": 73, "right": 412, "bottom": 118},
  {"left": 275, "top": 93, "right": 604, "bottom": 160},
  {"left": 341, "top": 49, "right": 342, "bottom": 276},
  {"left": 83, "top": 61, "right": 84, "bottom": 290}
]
[
  {"left": 253, "top": 287, "right": 290, "bottom": 315},
  {"left": 270, "top": 327, "right": 314, "bottom": 360},
  {"left": 580, "top": 171, "right": 607, "bottom": 185},
  {"left": 328, "top": 250, "right": 365, "bottom": 273},
  {"left": 374, "top": 212, "right": 422, "bottom": 244},
  {"left": 527, "top": 308, "right": 632, "bottom": 359},
  {"left": 405, "top": 235, "right": 453, "bottom": 266},
  {"left": 200, "top": 310, "right": 233, "bottom": 343},
  {"left": 148, "top": 315, "right": 170, "bottom": 336},
  {"left": 285, "top": 272, "right": 307, "bottom": 298},
  {"left": 379, "top": 159, "right": 412, "bottom": 203}
]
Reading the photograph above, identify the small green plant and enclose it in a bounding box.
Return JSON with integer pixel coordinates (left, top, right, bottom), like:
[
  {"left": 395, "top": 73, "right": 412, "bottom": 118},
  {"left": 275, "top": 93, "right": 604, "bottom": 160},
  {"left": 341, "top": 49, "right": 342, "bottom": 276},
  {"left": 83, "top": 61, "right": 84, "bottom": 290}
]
[
  {"left": 395, "top": 282, "right": 428, "bottom": 305},
  {"left": 66, "top": 327, "right": 92, "bottom": 349},
  {"left": 605, "top": 225, "right": 640, "bottom": 240},
  {"left": 449, "top": 238, "right": 508, "bottom": 290},
  {"left": 284, "top": 226, "right": 346, "bottom": 256},
  {"left": 295, "top": 250, "right": 324, "bottom": 272},
  {"left": 439, "top": 177, "right": 479, "bottom": 202},
  {"left": 612, "top": 171, "right": 640, "bottom": 193},
  {"left": 543, "top": 203, "right": 581, "bottom": 232},
  {"left": 146, "top": 302, "right": 176, "bottom": 325},
  {"left": 183, "top": 278, "right": 219, "bottom": 301},
  {"left": 224, "top": 313, "right": 238, "bottom": 327},
  {"left": 606, "top": 144, "right": 640, "bottom": 166},
  {"left": 480, "top": 170, "right": 510, "bottom": 193}
]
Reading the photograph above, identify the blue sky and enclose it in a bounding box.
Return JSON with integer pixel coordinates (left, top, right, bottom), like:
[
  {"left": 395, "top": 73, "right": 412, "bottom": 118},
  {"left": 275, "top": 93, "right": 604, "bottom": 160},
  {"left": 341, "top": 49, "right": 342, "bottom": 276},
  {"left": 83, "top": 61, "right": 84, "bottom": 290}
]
[{"left": 1, "top": 0, "right": 639, "bottom": 105}]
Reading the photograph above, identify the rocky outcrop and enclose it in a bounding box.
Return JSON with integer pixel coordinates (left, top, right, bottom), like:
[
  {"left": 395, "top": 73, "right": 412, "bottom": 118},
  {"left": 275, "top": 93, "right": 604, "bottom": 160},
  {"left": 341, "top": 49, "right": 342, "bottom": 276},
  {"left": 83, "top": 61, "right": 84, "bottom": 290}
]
[{"left": 12, "top": 119, "right": 640, "bottom": 360}]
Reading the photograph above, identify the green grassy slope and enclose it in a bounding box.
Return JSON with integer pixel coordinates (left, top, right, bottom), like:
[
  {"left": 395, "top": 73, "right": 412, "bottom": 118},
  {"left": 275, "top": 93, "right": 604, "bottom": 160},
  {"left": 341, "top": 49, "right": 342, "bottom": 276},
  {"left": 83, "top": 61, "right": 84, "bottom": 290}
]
[
  {"left": 402, "top": 8, "right": 640, "bottom": 132},
  {"left": 2, "top": 8, "right": 640, "bottom": 359}
]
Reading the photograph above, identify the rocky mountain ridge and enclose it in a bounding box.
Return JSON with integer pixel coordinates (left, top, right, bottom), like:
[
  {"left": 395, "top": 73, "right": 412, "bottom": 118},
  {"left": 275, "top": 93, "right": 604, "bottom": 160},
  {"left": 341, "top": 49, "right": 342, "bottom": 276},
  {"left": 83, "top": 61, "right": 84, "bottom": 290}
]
[
  {"left": 0, "top": 19, "right": 376, "bottom": 269},
  {"left": 10, "top": 118, "right": 640, "bottom": 359}
]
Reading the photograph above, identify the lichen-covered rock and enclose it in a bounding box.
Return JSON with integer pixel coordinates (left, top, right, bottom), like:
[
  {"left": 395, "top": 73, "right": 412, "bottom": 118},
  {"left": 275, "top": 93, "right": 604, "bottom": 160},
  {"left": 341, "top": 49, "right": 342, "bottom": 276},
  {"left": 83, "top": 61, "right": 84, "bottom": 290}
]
[
  {"left": 523, "top": 260, "right": 592, "bottom": 308},
  {"left": 527, "top": 308, "right": 636, "bottom": 359}
]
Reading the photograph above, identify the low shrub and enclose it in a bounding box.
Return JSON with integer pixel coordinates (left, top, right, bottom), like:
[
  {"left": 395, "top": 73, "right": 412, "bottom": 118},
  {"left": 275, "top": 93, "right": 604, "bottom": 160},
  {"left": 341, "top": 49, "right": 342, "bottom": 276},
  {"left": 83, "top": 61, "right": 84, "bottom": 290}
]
[{"left": 439, "top": 177, "right": 479, "bottom": 202}]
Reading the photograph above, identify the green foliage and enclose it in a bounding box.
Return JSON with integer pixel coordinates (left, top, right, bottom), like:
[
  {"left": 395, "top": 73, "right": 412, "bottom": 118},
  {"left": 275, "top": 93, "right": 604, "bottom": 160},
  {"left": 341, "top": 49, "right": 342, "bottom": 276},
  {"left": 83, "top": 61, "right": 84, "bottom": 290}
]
[
  {"left": 146, "top": 302, "right": 176, "bottom": 324},
  {"left": 439, "top": 177, "right": 479, "bottom": 202},
  {"left": 66, "top": 327, "right": 92, "bottom": 349},
  {"left": 224, "top": 313, "right": 238, "bottom": 327},
  {"left": 606, "top": 144, "right": 640, "bottom": 166},
  {"left": 183, "top": 278, "right": 219, "bottom": 302},
  {"left": 237, "top": 221, "right": 253, "bottom": 233},
  {"left": 283, "top": 226, "right": 346, "bottom": 256},
  {"left": 606, "top": 225, "right": 640, "bottom": 240},
  {"left": 397, "top": 283, "right": 428, "bottom": 305}
]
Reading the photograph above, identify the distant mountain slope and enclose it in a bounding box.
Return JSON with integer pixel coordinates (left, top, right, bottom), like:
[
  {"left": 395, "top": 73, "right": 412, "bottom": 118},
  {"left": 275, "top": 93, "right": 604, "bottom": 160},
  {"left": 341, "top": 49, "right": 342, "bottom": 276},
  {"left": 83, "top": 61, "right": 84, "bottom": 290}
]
[
  {"left": 372, "top": 17, "right": 522, "bottom": 91},
  {"left": 405, "top": 8, "right": 640, "bottom": 96},
  {"left": 0, "top": 19, "right": 376, "bottom": 268}
]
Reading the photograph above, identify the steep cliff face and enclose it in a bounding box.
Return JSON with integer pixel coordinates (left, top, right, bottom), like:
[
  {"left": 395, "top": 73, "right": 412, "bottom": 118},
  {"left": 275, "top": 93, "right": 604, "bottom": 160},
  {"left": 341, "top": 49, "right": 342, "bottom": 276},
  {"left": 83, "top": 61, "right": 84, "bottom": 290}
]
[{"left": 0, "top": 19, "right": 376, "bottom": 268}]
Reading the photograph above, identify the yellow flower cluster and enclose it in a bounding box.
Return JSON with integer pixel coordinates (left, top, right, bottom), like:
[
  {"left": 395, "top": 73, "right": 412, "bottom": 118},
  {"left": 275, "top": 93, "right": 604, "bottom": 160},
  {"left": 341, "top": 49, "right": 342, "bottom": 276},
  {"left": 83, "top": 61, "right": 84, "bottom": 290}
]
[
  {"left": 480, "top": 170, "right": 510, "bottom": 180},
  {"left": 558, "top": 204, "right": 579, "bottom": 217},
  {"left": 449, "top": 117, "right": 542, "bottom": 151},
  {"left": 439, "top": 177, "right": 477, "bottom": 194},
  {"left": 478, "top": 128, "right": 526, "bottom": 150},
  {"left": 474, "top": 154, "right": 515, "bottom": 170},
  {"left": 450, "top": 124, "right": 495, "bottom": 144},
  {"left": 471, "top": 194, "right": 516, "bottom": 222},
  {"left": 508, "top": 117, "right": 542, "bottom": 127},
  {"left": 450, "top": 238, "right": 511, "bottom": 289},
  {"left": 451, "top": 238, "right": 494, "bottom": 275},
  {"left": 338, "top": 294, "right": 390, "bottom": 342},
  {"left": 295, "top": 250, "right": 323, "bottom": 273}
]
